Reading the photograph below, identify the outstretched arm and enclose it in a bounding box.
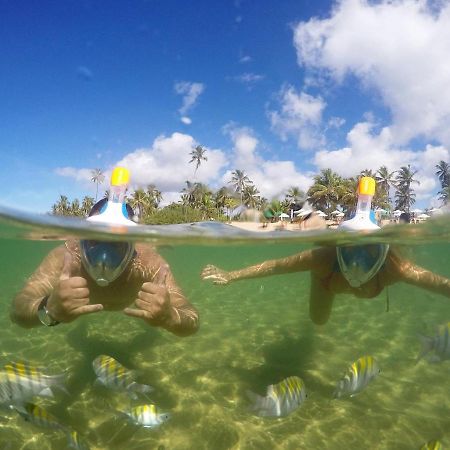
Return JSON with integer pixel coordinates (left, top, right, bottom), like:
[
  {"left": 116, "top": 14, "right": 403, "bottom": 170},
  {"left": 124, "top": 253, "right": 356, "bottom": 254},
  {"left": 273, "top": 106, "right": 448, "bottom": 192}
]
[
  {"left": 388, "top": 252, "right": 450, "bottom": 297},
  {"left": 201, "top": 247, "right": 330, "bottom": 285}
]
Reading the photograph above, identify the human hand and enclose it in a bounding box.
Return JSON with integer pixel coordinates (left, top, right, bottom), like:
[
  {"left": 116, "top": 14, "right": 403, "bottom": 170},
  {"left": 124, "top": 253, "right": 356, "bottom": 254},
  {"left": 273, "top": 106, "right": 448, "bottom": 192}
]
[
  {"left": 46, "top": 251, "right": 103, "bottom": 323},
  {"left": 123, "top": 264, "right": 172, "bottom": 326},
  {"left": 201, "top": 264, "right": 231, "bottom": 285}
]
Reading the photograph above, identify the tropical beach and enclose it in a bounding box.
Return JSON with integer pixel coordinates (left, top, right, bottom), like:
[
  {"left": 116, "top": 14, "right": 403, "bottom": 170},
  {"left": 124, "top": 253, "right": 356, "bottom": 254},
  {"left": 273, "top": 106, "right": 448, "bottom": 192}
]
[{"left": 2, "top": 1, "right": 450, "bottom": 449}]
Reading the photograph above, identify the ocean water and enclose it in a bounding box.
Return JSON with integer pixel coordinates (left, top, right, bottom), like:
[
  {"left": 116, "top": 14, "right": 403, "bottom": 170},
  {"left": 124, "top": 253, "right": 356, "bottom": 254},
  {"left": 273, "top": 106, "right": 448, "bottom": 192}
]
[{"left": 0, "top": 207, "right": 449, "bottom": 450}]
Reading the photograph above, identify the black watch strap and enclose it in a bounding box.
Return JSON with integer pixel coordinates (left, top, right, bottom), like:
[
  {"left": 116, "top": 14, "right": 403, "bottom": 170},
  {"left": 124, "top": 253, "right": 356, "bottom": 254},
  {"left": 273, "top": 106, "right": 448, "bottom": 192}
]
[{"left": 37, "top": 296, "right": 60, "bottom": 327}]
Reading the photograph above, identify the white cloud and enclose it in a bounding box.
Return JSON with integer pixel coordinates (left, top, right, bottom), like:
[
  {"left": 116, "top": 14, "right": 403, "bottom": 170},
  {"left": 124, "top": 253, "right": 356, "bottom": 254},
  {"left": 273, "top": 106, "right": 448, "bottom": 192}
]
[
  {"left": 232, "top": 73, "right": 265, "bottom": 84},
  {"left": 223, "top": 124, "right": 313, "bottom": 199},
  {"left": 293, "top": 0, "right": 450, "bottom": 145},
  {"left": 174, "top": 81, "right": 205, "bottom": 115},
  {"left": 180, "top": 116, "right": 192, "bottom": 125},
  {"left": 314, "top": 120, "right": 449, "bottom": 203},
  {"left": 55, "top": 167, "right": 93, "bottom": 183},
  {"left": 239, "top": 55, "right": 252, "bottom": 63},
  {"left": 269, "top": 85, "right": 326, "bottom": 149}
]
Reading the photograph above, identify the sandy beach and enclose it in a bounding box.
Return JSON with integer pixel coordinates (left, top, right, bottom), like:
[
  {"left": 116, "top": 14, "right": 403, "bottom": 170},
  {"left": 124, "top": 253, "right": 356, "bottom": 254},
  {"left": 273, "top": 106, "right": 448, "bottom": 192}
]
[{"left": 228, "top": 220, "right": 329, "bottom": 233}]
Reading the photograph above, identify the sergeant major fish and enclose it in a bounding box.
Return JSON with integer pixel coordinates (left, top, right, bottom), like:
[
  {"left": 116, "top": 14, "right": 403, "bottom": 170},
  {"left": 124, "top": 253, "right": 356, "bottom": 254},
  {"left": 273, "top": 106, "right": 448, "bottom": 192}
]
[
  {"left": 333, "top": 356, "right": 381, "bottom": 399},
  {"left": 121, "top": 404, "right": 170, "bottom": 429},
  {"left": 92, "top": 355, "right": 153, "bottom": 399},
  {"left": 14, "top": 402, "right": 67, "bottom": 431},
  {"left": 417, "top": 322, "right": 450, "bottom": 363},
  {"left": 246, "top": 376, "right": 307, "bottom": 417},
  {"left": 0, "top": 361, "right": 67, "bottom": 406}
]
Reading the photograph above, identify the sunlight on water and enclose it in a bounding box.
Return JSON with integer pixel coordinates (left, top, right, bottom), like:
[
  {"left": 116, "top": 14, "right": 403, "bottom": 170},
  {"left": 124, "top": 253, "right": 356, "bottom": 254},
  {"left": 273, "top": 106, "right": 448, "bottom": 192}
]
[{"left": 0, "top": 206, "right": 449, "bottom": 449}]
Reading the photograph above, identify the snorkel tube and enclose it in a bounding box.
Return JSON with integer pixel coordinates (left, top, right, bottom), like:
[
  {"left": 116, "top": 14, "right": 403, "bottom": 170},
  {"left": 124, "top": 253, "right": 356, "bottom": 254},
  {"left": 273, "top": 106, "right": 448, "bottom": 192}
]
[
  {"left": 81, "top": 167, "right": 137, "bottom": 287},
  {"left": 340, "top": 177, "right": 379, "bottom": 231},
  {"left": 337, "top": 177, "right": 389, "bottom": 287}
]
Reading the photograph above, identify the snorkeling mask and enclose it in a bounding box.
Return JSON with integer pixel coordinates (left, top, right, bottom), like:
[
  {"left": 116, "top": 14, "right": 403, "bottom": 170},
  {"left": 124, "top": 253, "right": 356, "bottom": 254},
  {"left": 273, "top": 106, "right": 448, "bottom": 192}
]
[
  {"left": 337, "top": 177, "right": 389, "bottom": 287},
  {"left": 80, "top": 167, "right": 137, "bottom": 287}
]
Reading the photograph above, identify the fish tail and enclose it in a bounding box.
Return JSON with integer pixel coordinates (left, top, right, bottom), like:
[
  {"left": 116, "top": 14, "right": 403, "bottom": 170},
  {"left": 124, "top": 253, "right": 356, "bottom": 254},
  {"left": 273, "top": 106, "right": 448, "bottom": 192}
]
[
  {"left": 128, "top": 382, "right": 154, "bottom": 395},
  {"left": 245, "top": 389, "right": 277, "bottom": 417},
  {"left": 416, "top": 334, "right": 433, "bottom": 363}
]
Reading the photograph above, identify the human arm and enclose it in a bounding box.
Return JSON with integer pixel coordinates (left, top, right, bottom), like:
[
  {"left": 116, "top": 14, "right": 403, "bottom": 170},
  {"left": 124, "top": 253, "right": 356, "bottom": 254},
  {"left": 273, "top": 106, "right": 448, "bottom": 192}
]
[
  {"left": 201, "top": 247, "right": 327, "bottom": 285},
  {"left": 11, "top": 244, "right": 103, "bottom": 328},
  {"left": 123, "top": 249, "right": 199, "bottom": 337},
  {"left": 388, "top": 251, "right": 450, "bottom": 297}
]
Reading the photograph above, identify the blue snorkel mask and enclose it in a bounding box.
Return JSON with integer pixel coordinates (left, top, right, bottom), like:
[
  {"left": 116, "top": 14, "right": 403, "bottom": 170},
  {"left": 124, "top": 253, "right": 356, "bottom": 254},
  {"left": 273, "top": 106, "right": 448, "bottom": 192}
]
[
  {"left": 80, "top": 168, "right": 137, "bottom": 287},
  {"left": 337, "top": 177, "right": 389, "bottom": 287},
  {"left": 336, "top": 244, "right": 389, "bottom": 287}
]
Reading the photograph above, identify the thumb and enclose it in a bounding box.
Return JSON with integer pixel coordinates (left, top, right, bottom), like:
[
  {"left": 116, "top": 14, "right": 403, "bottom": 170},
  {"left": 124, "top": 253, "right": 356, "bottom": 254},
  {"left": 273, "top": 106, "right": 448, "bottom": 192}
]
[
  {"left": 59, "top": 251, "right": 73, "bottom": 281},
  {"left": 153, "top": 264, "right": 169, "bottom": 285}
]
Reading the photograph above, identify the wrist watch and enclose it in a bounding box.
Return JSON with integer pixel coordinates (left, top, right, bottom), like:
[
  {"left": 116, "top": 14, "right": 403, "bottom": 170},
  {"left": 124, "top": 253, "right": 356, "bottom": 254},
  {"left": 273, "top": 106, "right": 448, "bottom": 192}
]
[{"left": 37, "top": 296, "right": 60, "bottom": 327}]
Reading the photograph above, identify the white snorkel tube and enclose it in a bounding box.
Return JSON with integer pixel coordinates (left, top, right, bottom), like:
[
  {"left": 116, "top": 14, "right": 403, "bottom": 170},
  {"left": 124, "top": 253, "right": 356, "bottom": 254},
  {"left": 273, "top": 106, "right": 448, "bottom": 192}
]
[
  {"left": 81, "top": 167, "right": 137, "bottom": 286},
  {"left": 337, "top": 177, "right": 389, "bottom": 287}
]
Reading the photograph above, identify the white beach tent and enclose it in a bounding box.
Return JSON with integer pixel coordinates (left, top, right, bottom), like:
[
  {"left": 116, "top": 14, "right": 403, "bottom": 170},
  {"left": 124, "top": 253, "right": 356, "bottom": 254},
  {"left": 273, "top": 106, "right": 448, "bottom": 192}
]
[
  {"left": 279, "top": 213, "right": 290, "bottom": 220},
  {"left": 417, "top": 213, "right": 430, "bottom": 219}
]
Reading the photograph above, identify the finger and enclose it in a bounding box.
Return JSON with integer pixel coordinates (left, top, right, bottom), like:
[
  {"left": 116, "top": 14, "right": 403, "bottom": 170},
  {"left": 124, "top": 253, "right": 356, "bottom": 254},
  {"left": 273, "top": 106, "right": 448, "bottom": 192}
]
[
  {"left": 66, "top": 277, "right": 89, "bottom": 288},
  {"left": 153, "top": 264, "right": 169, "bottom": 285},
  {"left": 123, "top": 308, "right": 152, "bottom": 320},
  {"left": 72, "top": 304, "right": 103, "bottom": 317},
  {"left": 60, "top": 252, "right": 73, "bottom": 281}
]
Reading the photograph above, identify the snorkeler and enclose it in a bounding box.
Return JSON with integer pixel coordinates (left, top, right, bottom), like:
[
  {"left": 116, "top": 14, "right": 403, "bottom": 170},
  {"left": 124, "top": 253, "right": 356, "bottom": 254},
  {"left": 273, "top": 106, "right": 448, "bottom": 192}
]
[
  {"left": 201, "top": 177, "right": 450, "bottom": 325},
  {"left": 11, "top": 167, "right": 199, "bottom": 337}
]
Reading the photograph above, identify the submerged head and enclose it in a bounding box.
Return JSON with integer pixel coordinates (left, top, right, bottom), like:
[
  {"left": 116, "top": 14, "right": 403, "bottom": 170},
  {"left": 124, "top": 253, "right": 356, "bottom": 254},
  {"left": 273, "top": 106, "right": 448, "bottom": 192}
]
[{"left": 80, "top": 168, "right": 136, "bottom": 287}]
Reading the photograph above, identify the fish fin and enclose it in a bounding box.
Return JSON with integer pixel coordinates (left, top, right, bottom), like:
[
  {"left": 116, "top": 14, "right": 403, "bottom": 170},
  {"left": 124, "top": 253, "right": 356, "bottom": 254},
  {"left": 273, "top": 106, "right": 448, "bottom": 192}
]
[
  {"left": 38, "top": 387, "right": 54, "bottom": 398},
  {"left": 93, "top": 377, "right": 106, "bottom": 387},
  {"left": 246, "top": 390, "right": 278, "bottom": 417},
  {"left": 416, "top": 334, "right": 433, "bottom": 363}
]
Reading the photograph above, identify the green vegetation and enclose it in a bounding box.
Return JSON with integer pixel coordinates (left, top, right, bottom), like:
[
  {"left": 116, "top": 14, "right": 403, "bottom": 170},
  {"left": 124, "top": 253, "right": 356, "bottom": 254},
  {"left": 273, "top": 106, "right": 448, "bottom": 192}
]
[{"left": 50, "top": 152, "right": 448, "bottom": 223}]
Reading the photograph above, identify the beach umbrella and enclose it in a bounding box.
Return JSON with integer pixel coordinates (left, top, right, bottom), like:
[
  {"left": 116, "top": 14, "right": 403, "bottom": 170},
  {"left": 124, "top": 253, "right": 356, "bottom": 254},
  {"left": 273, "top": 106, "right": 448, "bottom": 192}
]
[
  {"left": 316, "top": 210, "right": 327, "bottom": 217},
  {"left": 330, "top": 210, "right": 342, "bottom": 215},
  {"left": 375, "top": 208, "right": 387, "bottom": 213},
  {"left": 418, "top": 213, "right": 430, "bottom": 219},
  {"left": 278, "top": 213, "right": 290, "bottom": 219},
  {"left": 393, "top": 210, "right": 404, "bottom": 216},
  {"left": 297, "top": 209, "right": 313, "bottom": 217}
]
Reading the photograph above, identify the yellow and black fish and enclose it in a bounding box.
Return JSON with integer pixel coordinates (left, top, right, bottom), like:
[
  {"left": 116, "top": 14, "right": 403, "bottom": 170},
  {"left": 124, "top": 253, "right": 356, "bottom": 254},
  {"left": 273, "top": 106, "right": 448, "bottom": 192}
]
[
  {"left": 246, "top": 376, "right": 307, "bottom": 417},
  {"left": 420, "top": 439, "right": 442, "bottom": 450},
  {"left": 122, "top": 404, "right": 170, "bottom": 428},
  {"left": 0, "top": 361, "right": 67, "bottom": 406},
  {"left": 14, "top": 402, "right": 66, "bottom": 431},
  {"left": 333, "top": 356, "right": 381, "bottom": 398},
  {"left": 92, "top": 355, "right": 153, "bottom": 399}
]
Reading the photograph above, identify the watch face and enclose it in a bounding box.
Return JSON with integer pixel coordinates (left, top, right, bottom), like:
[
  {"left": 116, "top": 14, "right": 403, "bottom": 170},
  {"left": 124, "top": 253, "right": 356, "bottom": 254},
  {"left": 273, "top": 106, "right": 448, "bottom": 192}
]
[{"left": 38, "top": 299, "right": 59, "bottom": 326}]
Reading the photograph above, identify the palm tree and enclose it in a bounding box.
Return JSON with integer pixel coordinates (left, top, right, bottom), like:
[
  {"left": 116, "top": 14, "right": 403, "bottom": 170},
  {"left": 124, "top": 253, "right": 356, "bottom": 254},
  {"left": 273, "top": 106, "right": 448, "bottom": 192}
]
[
  {"left": 189, "top": 145, "right": 208, "bottom": 175},
  {"left": 91, "top": 169, "right": 105, "bottom": 201},
  {"left": 438, "top": 184, "right": 450, "bottom": 205},
  {"left": 242, "top": 184, "right": 260, "bottom": 208},
  {"left": 51, "top": 195, "right": 70, "bottom": 216},
  {"left": 307, "top": 169, "right": 343, "bottom": 214},
  {"left": 70, "top": 199, "right": 81, "bottom": 216},
  {"left": 146, "top": 184, "right": 162, "bottom": 209},
  {"left": 435, "top": 160, "right": 450, "bottom": 189},
  {"left": 229, "top": 169, "right": 252, "bottom": 206},
  {"left": 394, "top": 165, "right": 419, "bottom": 212},
  {"left": 375, "top": 166, "right": 396, "bottom": 211},
  {"left": 129, "top": 189, "right": 149, "bottom": 222},
  {"left": 360, "top": 169, "right": 376, "bottom": 178},
  {"left": 81, "top": 196, "right": 95, "bottom": 217}
]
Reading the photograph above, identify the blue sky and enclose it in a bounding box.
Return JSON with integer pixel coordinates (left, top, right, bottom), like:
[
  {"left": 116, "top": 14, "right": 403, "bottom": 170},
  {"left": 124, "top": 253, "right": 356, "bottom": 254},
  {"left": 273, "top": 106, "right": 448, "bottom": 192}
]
[{"left": 2, "top": 0, "right": 450, "bottom": 213}]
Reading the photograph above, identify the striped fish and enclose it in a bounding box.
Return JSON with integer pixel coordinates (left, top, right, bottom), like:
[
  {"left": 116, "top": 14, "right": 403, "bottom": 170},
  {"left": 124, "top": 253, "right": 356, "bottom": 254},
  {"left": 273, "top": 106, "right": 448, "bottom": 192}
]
[
  {"left": 333, "top": 356, "right": 381, "bottom": 399},
  {"left": 92, "top": 355, "right": 153, "bottom": 399},
  {"left": 420, "top": 440, "right": 442, "bottom": 450},
  {"left": 14, "top": 402, "right": 66, "bottom": 431},
  {"left": 0, "top": 362, "right": 67, "bottom": 406},
  {"left": 246, "top": 376, "right": 307, "bottom": 417},
  {"left": 123, "top": 404, "right": 170, "bottom": 428},
  {"left": 66, "top": 430, "right": 90, "bottom": 450},
  {"left": 417, "top": 322, "right": 450, "bottom": 363}
]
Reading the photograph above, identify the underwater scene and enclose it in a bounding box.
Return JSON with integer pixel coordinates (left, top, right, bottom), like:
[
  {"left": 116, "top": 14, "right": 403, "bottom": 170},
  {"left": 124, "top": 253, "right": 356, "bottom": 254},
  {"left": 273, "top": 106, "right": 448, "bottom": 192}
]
[{"left": 0, "top": 208, "right": 449, "bottom": 450}]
